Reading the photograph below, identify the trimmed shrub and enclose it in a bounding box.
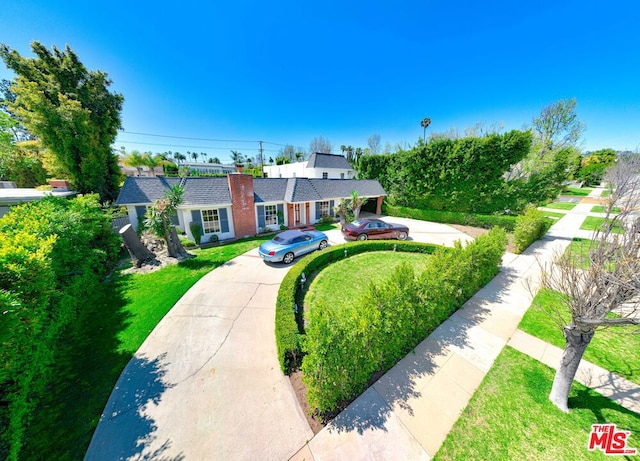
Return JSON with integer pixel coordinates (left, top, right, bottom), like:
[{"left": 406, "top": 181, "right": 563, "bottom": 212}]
[
  {"left": 384, "top": 204, "right": 517, "bottom": 231},
  {"left": 513, "top": 205, "right": 553, "bottom": 254},
  {"left": 275, "top": 240, "right": 439, "bottom": 373},
  {"left": 189, "top": 221, "right": 202, "bottom": 245},
  {"left": 301, "top": 227, "right": 507, "bottom": 413}
]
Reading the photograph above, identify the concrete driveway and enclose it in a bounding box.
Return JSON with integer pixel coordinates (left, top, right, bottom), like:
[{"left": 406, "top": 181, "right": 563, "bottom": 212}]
[{"left": 85, "top": 217, "right": 471, "bottom": 460}]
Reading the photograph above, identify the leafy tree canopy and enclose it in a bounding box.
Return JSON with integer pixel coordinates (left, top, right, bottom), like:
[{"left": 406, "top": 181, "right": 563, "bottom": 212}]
[{"left": 0, "top": 42, "right": 123, "bottom": 202}]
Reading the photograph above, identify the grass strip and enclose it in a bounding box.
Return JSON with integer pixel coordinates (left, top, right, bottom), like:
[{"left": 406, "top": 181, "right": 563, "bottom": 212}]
[
  {"left": 519, "top": 289, "right": 640, "bottom": 385},
  {"left": 435, "top": 347, "right": 639, "bottom": 461}
]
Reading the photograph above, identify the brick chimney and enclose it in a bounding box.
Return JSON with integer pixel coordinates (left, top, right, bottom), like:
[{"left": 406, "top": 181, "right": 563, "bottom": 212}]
[{"left": 227, "top": 174, "right": 256, "bottom": 238}]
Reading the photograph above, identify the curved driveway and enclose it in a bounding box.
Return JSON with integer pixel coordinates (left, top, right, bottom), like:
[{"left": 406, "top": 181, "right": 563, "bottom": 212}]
[{"left": 85, "top": 217, "right": 472, "bottom": 461}]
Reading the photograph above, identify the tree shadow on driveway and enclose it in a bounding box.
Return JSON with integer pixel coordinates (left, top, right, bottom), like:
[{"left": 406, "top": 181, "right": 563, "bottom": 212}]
[{"left": 85, "top": 353, "right": 184, "bottom": 461}]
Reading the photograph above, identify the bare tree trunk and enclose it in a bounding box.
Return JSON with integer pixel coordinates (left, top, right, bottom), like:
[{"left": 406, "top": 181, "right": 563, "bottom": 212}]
[
  {"left": 119, "top": 224, "right": 156, "bottom": 267},
  {"left": 549, "top": 325, "right": 594, "bottom": 412},
  {"left": 165, "top": 226, "right": 191, "bottom": 259}
]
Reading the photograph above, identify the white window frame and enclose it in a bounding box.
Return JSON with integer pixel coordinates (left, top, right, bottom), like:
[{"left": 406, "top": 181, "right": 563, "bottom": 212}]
[
  {"left": 201, "top": 209, "right": 221, "bottom": 233},
  {"left": 322, "top": 172, "right": 328, "bottom": 179},
  {"left": 319, "top": 201, "right": 330, "bottom": 217},
  {"left": 265, "top": 204, "right": 278, "bottom": 226}
]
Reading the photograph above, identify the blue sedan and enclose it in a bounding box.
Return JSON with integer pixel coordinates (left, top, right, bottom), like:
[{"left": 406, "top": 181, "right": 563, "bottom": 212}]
[{"left": 258, "top": 229, "right": 329, "bottom": 264}]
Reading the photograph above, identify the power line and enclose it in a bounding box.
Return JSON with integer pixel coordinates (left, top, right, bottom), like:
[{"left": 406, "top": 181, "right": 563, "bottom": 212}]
[
  {"left": 120, "top": 130, "right": 306, "bottom": 150},
  {"left": 122, "top": 131, "right": 259, "bottom": 143},
  {"left": 117, "top": 139, "right": 279, "bottom": 152}
]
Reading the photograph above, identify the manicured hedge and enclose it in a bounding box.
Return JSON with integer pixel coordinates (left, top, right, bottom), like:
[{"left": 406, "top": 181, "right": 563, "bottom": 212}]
[
  {"left": 0, "top": 195, "right": 120, "bottom": 461},
  {"left": 275, "top": 240, "right": 439, "bottom": 373},
  {"left": 513, "top": 205, "right": 553, "bottom": 254},
  {"left": 384, "top": 204, "right": 517, "bottom": 231},
  {"left": 301, "top": 228, "right": 507, "bottom": 414}
]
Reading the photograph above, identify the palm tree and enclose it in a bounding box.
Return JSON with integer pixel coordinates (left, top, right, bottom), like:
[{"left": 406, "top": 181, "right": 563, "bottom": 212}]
[
  {"left": 142, "top": 153, "right": 165, "bottom": 177},
  {"left": 190, "top": 151, "right": 199, "bottom": 163},
  {"left": 230, "top": 150, "right": 244, "bottom": 167},
  {"left": 208, "top": 156, "right": 221, "bottom": 164},
  {"left": 346, "top": 146, "right": 355, "bottom": 163},
  {"left": 354, "top": 147, "right": 363, "bottom": 165},
  {"left": 421, "top": 117, "right": 432, "bottom": 141},
  {"left": 340, "top": 144, "right": 347, "bottom": 156},
  {"left": 176, "top": 153, "right": 187, "bottom": 164},
  {"left": 200, "top": 152, "right": 207, "bottom": 163},
  {"left": 349, "top": 189, "right": 368, "bottom": 220},
  {"left": 123, "top": 150, "right": 146, "bottom": 176}
]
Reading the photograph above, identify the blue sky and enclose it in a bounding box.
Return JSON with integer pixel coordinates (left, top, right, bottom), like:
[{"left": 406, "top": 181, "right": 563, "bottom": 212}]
[{"left": 1, "top": 1, "right": 639, "bottom": 164}]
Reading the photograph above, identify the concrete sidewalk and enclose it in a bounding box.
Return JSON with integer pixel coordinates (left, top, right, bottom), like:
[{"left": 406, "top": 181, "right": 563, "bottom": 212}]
[{"left": 292, "top": 186, "right": 639, "bottom": 460}]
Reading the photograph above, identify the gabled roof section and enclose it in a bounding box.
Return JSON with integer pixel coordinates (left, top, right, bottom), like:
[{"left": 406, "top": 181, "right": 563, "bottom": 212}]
[
  {"left": 116, "top": 177, "right": 183, "bottom": 205},
  {"left": 308, "top": 179, "right": 386, "bottom": 200},
  {"left": 285, "top": 178, "right": 323, "bottom": 203},
  {"left": 181, "top": 177, "right": 231, "bottom": 205},
  {"left": 253, "top": 178, "right": 289, "bottom": 203},
  {"left": 307, "top": 153, "right": 353, "bottom": 170}
]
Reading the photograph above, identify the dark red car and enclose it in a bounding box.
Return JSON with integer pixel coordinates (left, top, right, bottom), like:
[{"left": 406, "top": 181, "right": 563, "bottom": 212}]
[{"left": 341, "top": 218, "right": 409, "bottom": 241}]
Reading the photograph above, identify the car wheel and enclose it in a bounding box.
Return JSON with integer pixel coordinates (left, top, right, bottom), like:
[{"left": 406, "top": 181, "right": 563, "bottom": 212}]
[
  {"left": 283, "top": 252, "right": 295, "bottom": 264},
  {"left": 397, "top": 231, "right": 407, "bottom": 240},
  {"left": 319, "top": 240, "right": 328, "bottom": 250},
  {"left": 357, "top": 234, "right": 368, "bottom": 241}
]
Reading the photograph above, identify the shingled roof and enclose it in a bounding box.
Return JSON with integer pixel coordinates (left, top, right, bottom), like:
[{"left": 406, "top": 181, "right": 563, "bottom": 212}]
[
  {"left": 116, "top": 176, "right": 386, "bottom": 205},
  {"left": 306, "top": 153, "right": 353, "bottom": 170}
]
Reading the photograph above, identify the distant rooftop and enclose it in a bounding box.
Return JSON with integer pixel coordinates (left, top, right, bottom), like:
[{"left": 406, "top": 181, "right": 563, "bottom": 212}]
[{"left": 307, "top": 153, "right": 353, "bottom": 170}]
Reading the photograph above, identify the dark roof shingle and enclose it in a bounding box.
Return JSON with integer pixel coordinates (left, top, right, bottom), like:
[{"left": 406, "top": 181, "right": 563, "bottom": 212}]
[{"left": 307, "top": 153, "right": 353, "bottom": 170}]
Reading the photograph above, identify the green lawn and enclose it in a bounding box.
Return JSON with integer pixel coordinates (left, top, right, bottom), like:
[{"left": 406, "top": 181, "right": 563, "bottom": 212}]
[
  {"left": 561, "top": 238, "right": 597, "bottom": 270},
  {"left": 305, "top": 251, "right": 430, "bottom": 309},
  {"left": 540, "top": 210, "right": 565, "bottom": 220},
  {"left": 580, "top": 216, "right": 625, "bottom": 234},
  {"left": 561, "top": 186, "right": 594, "bottom": 196},
  {"left": 591, "top": 205, "right": 621, "bottom": 214},
  {"left": 519, "top": 289, "right": 640, "bottom": 385},
  {"left": 434, "top": 347, "right": 640, "bottom": 461},
  {"left": 544, "top": 201, "right": 577, "bottom": 211}
]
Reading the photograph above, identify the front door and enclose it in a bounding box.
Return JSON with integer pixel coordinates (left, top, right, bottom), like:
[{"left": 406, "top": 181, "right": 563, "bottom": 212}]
[{"left": 294, "top": 203, "right": 302, "bottom": 225}]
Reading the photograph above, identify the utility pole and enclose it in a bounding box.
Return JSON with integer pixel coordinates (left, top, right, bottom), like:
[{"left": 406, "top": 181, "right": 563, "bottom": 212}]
[{"left": 259, "top": 140, "right": 265, "bottom": 177}]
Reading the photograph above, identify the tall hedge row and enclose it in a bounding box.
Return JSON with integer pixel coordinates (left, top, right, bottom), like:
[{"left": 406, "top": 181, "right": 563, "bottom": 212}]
[
  {"left": 0, "top": 195, "right": 120, "bottom": 461},
  {"left": 301, "top": 228, "right": 507, "bottom": 414},
  {"left": 383, "top": 204, "right": 518, "bottom": 231},
  {"left": 275, "top": 240, "right": 439, "bottom": 373},
  {"left": 358, "top": 130, "right": 569, "bottom": 214}
]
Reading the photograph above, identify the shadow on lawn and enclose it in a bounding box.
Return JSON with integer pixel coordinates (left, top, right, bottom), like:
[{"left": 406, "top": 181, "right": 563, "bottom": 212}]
[{"left": 327, "top": 265, "right": 519, "bottom": 435}]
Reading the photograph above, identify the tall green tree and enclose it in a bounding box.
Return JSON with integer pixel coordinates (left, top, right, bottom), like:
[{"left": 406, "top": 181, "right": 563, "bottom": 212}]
[{"left": 0, "top": 42, "right": 123, "bottom": 202}]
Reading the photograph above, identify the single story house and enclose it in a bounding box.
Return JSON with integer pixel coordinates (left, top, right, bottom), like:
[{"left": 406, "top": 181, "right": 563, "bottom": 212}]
[
  {"left": 263, "top": 152, "right": 355, "bottom": 179},
  {"left": 116, "top": 174, "right": 386, "bottom": 243}
]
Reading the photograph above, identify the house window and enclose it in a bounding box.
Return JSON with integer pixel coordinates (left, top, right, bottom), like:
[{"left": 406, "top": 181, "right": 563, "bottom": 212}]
[
  {"left": 265, "top": 204, "right": 278, "bottom": 226},
  {"left": 319, "top": 201, "right": 330, "bottom": 216},
  {"left": 322, "top": 172, "right": 328, "bottom": 179},
  {"left": 201, "top": 209, "right": 221, "bottom": 233},
  {"left": 340, "top": 172, "right": 345, "bottom": 179}
]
